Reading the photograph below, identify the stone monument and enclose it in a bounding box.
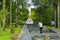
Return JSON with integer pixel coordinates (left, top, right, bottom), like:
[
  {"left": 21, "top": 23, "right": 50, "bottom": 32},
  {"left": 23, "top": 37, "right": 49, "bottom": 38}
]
[
  {"left": 26, "top": 7, "right": 33, "bottom": 24},
  {"left": 26, "top": 14, "right": 33, "bottom": 24}
]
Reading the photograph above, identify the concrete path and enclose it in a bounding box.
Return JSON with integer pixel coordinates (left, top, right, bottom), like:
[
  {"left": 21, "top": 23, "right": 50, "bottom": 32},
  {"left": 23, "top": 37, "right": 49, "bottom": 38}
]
[{"left": 20, "top": 24, "right": 60, "bottom": 40}]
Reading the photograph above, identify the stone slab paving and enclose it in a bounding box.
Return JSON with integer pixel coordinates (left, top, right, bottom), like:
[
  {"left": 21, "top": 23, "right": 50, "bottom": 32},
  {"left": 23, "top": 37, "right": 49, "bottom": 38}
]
[
  {"left": 20, "top": 25, "right": 32, "bottom": 40},
  {"left": 20, "top": 24, "right": 60, "bottom": 40}
]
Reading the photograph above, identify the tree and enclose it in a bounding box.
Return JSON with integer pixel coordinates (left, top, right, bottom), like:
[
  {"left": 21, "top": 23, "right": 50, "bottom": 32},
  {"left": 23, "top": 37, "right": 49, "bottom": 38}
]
[
  {"left": 0, "top": 10, "right": 9, "bottom": 31},
  {"left": 54, "top": 0, "right": 60, "bottom": 28},
  {"left": 10, "top": 0, "right": 12, "bottom": 28},
  {"left": 0, "top": 0, "right": 2, "bottom": 10},
  {"left": 15, "top": 0, "right": 20, "bottom": 27},
  {"left": 10, "top": 0, "right": 15, "bottom": 34},
  {"left": 2, "top": 0, "right": 6, "bottom": 31},
  {"left": 31, "top": 0, "right": 55, "bottom": 25}
]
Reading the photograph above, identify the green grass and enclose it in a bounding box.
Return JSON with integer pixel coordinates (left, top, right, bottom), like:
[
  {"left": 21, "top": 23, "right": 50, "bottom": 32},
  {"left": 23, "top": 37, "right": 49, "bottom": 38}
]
[
  {"left": 57, "top": 28, "right": 60, "bottom": 30},
  {"left": 53, "top": 27, "right": 60, "bottom": 30},
  {"left": 43, "top": 25, "right": 52, "bottom": 29},
  {"left": 0, "top": 28, "right": 11, "bottom": 40},
  {"left": 44, "top": 25, "right": 60, "bottom": 30},
  {"left": 12, "top": 25, "right": 22, "bottom": 38},
  {"left": 0, "top": 25, "right": 22, "bottom": 40}
]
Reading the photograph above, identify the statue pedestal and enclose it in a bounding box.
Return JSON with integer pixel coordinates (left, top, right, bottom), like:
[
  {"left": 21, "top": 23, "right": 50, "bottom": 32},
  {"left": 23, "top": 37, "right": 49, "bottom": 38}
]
[{"left": 26, "top": 18, "right": 33, "bottom": 24}]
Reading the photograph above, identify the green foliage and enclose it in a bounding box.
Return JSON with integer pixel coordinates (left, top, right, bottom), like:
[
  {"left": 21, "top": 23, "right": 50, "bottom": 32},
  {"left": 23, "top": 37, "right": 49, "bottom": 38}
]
[
  {"left": 18, "top": 8, "right": 28, "bottom": 24},
  {"left": 0, "top": 9, "right": 9, "bottom": 16},
  {"left": 32, "top": 0, "right": 41, "bottom": 6},
  {"left": 31, "top": 9, "right": 38, "bottom": 22},
  {"left": 0, "top": 27, "right": 11, "bottom": 40},
  {"left": 0, "top": 9, "right": 9, "bottom": 22},
  {"left": 32, "top": 0, "right": 55, "bottom": 6},
  {"left": 6, "top": 0, "right": 10, "bottom": 10},
  {"left": 0, "top": 26, "right": 22, "bottom": 40},
  {"left": 31, "top": 4, "right": 54, "bottom": 25}
]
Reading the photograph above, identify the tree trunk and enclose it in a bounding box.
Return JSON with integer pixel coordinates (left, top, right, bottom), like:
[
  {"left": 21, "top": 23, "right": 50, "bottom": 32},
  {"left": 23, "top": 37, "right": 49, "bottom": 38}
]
[
  {"left": 58, "top": 1, "right": 60, "bottom": 28},
  {"left": 2, "top": 0, "right": 6, "bottom": 31},
  {"left": 3, "top": 0, "right": 5, "bottom": 10},
  {"left": 55, "top": 6, "right": 58, "bottom": 28},
  {"left": 10, "top": 0, "right": 12, "bottom": 28},
  {"left": 55, "top": 0, "right": 60, "bottom": 28},
  {"left": 15, "top": 0, "right": 18, "bottom": 28},
  {"left": 10, "top": 0, "right": 15, "bottom": 34}
]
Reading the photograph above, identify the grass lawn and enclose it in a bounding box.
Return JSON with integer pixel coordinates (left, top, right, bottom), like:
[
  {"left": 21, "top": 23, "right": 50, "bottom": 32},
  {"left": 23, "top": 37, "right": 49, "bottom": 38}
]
[
  {"left": 0, "top": 25, "right": 22, "bottom": 40},
  {"left": 43, "top": 25, "right": 52, "bottom": 29},
  {"left": 44, "top": 25, "right": 60, "bottom": 30}
]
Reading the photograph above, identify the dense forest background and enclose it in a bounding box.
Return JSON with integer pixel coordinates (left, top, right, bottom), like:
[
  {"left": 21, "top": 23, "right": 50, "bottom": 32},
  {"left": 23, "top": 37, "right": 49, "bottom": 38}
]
[
  {"left": 0, "top": 0, "right": 58, "bottom": 30},
  {"left": 0, "top": 0, "right": 59, "bottom": 32}
]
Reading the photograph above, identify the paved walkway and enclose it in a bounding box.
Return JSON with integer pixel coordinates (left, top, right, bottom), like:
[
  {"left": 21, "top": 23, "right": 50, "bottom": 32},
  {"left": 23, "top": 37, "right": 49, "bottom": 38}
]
[{"left": 20, "top": 24, "right": 60, "bottom": 40}]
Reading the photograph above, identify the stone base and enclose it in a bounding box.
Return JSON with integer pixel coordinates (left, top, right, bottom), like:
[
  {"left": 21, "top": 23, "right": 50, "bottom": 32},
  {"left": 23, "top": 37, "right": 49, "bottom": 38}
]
[{"left": 26, "top": 18, "right": 33, "bottom": 24}]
